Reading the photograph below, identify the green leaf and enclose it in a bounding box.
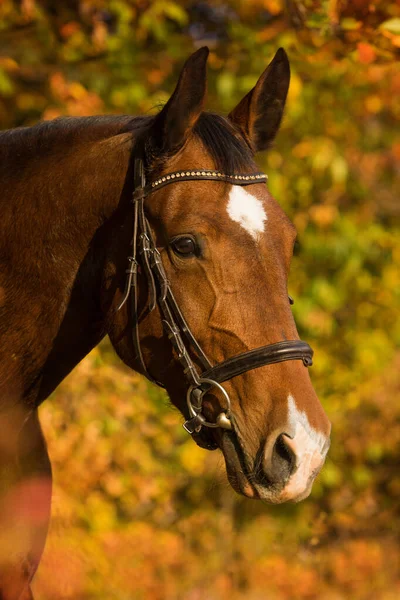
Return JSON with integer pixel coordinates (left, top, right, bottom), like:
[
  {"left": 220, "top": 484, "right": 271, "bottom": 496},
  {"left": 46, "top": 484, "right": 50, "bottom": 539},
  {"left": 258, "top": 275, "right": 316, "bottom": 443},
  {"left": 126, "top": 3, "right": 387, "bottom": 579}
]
[
  {"left": 340, "top": 17, "right": 361, "bottom": 30},
  {"left": 379, "top": 18, "right": 400, "bottom": 34},
  {"left": 216, "top": 71, "right": 235, "bottom": 99},
  {"left": 0, "top": 68, "right": 14, "bottom": 96},
  {"left": 163, "top": 2, "right": 188, "bottom": 26}
]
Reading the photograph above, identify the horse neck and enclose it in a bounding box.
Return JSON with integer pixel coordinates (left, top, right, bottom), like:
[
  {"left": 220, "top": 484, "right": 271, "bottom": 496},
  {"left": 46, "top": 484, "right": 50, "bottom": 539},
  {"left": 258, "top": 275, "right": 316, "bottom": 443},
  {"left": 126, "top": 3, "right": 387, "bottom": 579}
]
[{"left": 0, "top": 119, "right": 137, "bottom": 404}]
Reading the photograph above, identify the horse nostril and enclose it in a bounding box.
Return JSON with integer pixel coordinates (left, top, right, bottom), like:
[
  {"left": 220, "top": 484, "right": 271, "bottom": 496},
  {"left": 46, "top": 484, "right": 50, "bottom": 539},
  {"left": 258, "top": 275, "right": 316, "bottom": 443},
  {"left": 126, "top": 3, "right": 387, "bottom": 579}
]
[{"left": 265, "top": 433, "right": 297, "bottom": 484}]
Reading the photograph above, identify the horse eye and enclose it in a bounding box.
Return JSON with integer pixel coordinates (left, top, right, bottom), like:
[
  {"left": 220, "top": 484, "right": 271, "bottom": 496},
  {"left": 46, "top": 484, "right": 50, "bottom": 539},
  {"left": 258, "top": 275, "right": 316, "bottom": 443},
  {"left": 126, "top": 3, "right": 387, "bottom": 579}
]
[
  {"left": 289, "top": 295, "right": 294, "bottom": 305},
  {"left": 171, "top": 236, "right": 197, "bottom": 257}
]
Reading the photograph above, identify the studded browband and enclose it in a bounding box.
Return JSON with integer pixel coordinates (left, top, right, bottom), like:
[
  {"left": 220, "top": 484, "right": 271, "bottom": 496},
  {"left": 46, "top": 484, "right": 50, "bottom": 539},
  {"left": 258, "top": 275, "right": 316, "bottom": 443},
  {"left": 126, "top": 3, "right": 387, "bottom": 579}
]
[
  {"left": 132, "top": 169, "right": 268, "bottom": 202},
  {"left": 118, "top": 158, "right": 313, "bottom": 447}
]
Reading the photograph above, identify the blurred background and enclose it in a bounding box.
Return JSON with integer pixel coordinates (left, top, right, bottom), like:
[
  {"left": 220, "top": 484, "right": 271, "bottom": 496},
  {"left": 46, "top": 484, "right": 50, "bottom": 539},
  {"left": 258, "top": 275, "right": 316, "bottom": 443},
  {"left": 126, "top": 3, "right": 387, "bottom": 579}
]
[{"left": 1, "top": 1, "right": 399, "bottom": 598}]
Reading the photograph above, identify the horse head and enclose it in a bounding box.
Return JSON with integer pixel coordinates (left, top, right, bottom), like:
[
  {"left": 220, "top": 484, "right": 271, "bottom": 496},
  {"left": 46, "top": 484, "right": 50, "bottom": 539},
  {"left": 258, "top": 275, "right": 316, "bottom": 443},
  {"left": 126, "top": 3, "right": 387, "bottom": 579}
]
[{"left": 106, "top": 48, "right": 331, "bottom": 503}]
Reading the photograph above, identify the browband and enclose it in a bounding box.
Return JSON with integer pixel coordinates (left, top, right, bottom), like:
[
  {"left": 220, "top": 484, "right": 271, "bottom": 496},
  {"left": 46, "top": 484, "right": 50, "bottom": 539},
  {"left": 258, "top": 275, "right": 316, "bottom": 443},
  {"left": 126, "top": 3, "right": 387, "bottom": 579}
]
[{"left": 135, "top": 169, "right": 268, "bottom": 200}]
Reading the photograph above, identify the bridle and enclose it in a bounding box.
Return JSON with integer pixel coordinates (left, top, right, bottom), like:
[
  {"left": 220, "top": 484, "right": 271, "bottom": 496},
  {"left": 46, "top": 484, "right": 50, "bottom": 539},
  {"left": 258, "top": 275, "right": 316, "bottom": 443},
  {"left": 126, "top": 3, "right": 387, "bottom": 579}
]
[{"left": 117, "top": 158, "right": 313, "bottom": 444}]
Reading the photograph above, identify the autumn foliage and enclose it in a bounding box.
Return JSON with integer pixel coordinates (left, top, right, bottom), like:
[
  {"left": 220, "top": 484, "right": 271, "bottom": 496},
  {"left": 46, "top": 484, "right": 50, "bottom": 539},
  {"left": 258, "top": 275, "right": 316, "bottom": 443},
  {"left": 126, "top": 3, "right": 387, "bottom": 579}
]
[{"left": 0, "top": 1, "right": 399, "bottom": 598}]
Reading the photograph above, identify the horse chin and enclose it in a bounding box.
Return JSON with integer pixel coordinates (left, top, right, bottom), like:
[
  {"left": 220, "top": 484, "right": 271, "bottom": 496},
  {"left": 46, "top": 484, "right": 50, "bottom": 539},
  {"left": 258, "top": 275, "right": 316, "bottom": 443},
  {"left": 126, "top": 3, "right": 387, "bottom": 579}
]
[
  {"left": 190, "top": 427, "right": 317, "bottom": 504},
  {"left": 220, "top": 430, "right": 259, "bottom": 499},
  {"left": 254, "top": 482, "right": 314, "bottom": 504},
  {"left": 191, "top": 429, "right": 219, "bottom": 451},
  {"left": 224, "top": 460, "right": 313, "bottom": 504},
  {"left": 220, "top": 431, "right": 315, "bottom": 504}
]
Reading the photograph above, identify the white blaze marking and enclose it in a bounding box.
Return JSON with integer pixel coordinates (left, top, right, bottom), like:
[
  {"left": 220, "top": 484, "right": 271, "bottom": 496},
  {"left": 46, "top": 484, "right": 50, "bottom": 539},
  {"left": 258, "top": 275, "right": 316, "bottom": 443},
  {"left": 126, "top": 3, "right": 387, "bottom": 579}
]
[
  {"left": 287, "top": 394, "right": 326, "bottom": 453},
  {"left": 282, "top": 394, "right": 328, "bottom": 500},
  {"left": 227, "top": 186, "right": 267, "bottom": 241}
]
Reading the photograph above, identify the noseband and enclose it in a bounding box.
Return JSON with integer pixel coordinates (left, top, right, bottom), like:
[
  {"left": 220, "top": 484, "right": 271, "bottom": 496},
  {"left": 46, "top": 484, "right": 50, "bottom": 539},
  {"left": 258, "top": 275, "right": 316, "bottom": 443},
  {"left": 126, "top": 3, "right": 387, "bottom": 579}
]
[{"left": 118, "top": 159, "right": 313, "bottom": 442}]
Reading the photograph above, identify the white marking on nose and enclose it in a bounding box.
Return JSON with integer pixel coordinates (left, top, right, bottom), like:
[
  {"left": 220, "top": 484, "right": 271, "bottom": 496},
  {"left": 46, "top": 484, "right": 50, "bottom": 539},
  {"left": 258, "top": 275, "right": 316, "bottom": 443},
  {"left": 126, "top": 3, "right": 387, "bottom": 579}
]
[
  {"left": 287, "top": 394, "right": 327, "bottom": 455},
  {"left": 282, "top": 394, "right": 328, "bottom": 500},
  {"left": 227, "top": 186, "right": 267, "bottom": 241}
]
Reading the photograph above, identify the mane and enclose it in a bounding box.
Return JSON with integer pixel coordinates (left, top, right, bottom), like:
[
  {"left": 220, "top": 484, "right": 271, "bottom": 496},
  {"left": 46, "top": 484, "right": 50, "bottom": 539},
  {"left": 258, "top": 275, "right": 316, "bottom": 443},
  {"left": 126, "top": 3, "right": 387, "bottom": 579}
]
[
  {"left": 0, "top": 115, "right": 149, "bottom": 165},
  {"left": 0, "top": 112, "right": 254, "bottom": 181}
]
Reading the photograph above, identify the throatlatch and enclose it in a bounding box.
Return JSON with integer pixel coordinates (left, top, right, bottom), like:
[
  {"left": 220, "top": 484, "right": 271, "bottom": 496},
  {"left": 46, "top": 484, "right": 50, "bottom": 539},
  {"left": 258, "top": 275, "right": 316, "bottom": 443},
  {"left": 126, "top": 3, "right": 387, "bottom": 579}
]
[{"left": 118, "top": 158, "right": 314, "bottom": 439}]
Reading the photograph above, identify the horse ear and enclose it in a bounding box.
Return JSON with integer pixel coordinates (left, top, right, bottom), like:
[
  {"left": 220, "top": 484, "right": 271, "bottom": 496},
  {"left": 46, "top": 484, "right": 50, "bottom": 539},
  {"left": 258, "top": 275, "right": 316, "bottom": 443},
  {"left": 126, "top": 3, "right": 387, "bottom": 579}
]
[
  {"left": 228, "top": 48, "right": 290, "bottom": 153},
  {"left": 150, "top": 47, "right": 209, "bottom": 154}
]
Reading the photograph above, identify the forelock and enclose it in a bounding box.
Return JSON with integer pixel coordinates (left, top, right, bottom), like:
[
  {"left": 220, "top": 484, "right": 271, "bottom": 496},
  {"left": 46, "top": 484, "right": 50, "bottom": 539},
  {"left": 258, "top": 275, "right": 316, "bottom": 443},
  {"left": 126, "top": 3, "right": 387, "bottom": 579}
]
[{"left": 193, "top": 112, "right": 256, "bottom": 174}]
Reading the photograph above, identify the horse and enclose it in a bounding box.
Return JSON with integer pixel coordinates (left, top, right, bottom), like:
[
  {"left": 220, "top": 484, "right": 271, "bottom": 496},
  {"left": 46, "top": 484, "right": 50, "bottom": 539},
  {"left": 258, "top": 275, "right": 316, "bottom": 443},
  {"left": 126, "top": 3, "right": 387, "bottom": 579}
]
[{"left": 0, "top": 47, "right": 331, "bottom": 599}]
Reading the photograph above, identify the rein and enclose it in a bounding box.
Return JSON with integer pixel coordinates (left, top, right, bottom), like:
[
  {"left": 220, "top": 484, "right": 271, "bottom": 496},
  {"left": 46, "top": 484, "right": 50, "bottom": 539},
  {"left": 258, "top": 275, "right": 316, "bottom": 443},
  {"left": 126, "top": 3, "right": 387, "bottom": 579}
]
[{"left": 117, "top": 158, "right": 314, "bottom": 440}]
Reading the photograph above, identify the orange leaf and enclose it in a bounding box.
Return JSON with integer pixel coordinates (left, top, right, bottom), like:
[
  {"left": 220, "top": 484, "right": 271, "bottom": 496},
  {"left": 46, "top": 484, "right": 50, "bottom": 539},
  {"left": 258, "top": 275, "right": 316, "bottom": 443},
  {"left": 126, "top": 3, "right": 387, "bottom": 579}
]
[{"left": 357, "top": 42, "right": 376, "bottom": 64}]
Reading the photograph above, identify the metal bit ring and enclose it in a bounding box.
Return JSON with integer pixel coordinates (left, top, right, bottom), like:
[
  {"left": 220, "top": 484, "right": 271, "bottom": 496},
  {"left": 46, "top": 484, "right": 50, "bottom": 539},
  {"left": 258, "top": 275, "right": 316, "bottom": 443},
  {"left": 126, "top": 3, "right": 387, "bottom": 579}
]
[{"left": 186, "top": 378, "right": 232, "bottom": 430}]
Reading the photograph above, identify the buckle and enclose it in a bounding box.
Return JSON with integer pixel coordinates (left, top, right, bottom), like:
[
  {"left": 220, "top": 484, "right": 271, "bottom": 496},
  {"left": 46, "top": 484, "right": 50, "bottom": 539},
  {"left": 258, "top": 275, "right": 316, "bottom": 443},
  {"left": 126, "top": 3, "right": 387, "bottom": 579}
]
[
  {"left": 132, "top": 188, "right": 145, "bottom": 202},
  {"left": 183, "top": 413, "right": 206, "bottom": 434},
  {"left": 126, "top": 257, "right": 138, "bottom": 276}
]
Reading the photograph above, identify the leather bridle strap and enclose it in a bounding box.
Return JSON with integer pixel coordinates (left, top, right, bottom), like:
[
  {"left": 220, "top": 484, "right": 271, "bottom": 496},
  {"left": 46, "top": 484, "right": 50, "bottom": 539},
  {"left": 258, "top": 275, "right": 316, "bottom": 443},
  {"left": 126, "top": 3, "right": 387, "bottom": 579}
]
[
  {"left": 200, "top": 340, "right": 313, "bottom": 385},
  {"left": 117, "top": 161, "right": 164, "bottom": 387},
  {"left": 117, "top": 158, "right": 314, "bottom": 441}
]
